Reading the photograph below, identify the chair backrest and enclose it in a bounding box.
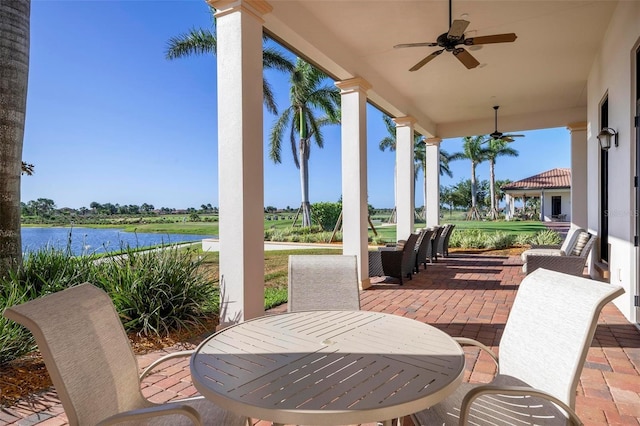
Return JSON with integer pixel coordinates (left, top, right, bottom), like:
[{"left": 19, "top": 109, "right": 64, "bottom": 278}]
[
  {"left": 288, "top": 255, "right": 361, "bottom": 312},
  {"left": 436, "top": 224, "right": 451, "bottom": 254},
  {"left": 401, "top": 232, "right": 420, "bottom": 272},
  {"left": 3, "top": 284, "right": 148, "bottom": 426},
  {"left": 416, "top": 228, "right": 435, "bottom": 263},
  {"left": 568, "top": 230, "right": 595, "bottom": 258},
  {"left": 498, "top": 269, "right": 624, "bottom": 408},
  {"left": 560, "top": 227, "right": 586, "bottom": 254}
]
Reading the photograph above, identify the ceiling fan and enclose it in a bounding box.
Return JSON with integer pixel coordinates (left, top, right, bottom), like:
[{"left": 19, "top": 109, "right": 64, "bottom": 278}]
[
  {"left": 394, "top": 0, "right": 517, "bottom": 71},
  {"left": 489, "top": 106, "right": 524, "bottom": 142}
]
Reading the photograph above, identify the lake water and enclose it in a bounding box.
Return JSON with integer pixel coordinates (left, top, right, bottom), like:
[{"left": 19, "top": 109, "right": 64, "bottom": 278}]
[{"left": 22, "top": 227, "right": 215, "bottom": 256}]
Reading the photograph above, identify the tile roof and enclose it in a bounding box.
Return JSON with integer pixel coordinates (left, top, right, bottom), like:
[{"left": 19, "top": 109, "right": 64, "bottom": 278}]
[{"left": 501, "top": 168, "right": 571, "bottom": 190}]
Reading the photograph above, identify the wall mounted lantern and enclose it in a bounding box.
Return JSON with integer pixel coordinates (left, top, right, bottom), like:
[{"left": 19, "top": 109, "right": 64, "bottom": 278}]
[{"left": 597, "top": 127, "right": 618, "bottom": 150}]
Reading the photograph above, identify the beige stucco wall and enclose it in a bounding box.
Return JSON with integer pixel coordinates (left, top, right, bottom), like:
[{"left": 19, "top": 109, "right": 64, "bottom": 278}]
[{"left": 587, "top": 0, "right": 640, "bottom": 323}]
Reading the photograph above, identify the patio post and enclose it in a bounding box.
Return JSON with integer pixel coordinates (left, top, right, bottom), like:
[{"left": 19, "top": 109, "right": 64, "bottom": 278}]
[
  {"left": 394, "top": 117, "right": 416, "bottom": 240},
  {"left": 425, "top": 138, "right": 441, "bottom": 228},
  {"left": 212, "top": 0, "right": 267, "bottom": 326},
  {"left": 568, "top": 122, "right": 587, "bottom": 228},
  {"left": 337, "top": 77, "right": 371, "bottom": 289}
]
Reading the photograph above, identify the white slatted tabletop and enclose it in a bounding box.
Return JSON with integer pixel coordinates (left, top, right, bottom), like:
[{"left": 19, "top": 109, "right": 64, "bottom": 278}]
[{"left": 190, "top": 310, "right": 464, "bottom": 425}]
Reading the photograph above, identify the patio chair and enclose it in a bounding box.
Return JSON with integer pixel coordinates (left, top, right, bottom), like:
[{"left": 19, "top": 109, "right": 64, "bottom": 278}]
[
  {"left": 411, "top": 268, "right": 624, "bottom": 426},
  {"left": 522, "top": 229, "right": 595, "bottom": 276},
  {"left": 430, "top": 225, "right": 445, "bottom": 262},
  {"left": 438, "top": 223, "right": 455, "bottom": 257},
  {"left": 288, "top": 254, "right": 360, "bottom": 311},
  {"left": 2, "top": 283, "right": 247, "bottom": 426},
  {"left": 380, "top": 232, "right": 420, "bottom": 285},
  {"left": 415, "top": 228, "right": 435, "bottom": 271}
]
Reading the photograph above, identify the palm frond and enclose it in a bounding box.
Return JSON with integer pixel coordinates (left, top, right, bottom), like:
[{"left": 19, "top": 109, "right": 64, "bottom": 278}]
[
  {"left": 263, "top": 78, "right": 278, "bottom": 115},
  {"left": 263, "top": 46, "right": 295, "bottom": 73},
  {"left": 165, "top": 28, "right": 216, "bottom": 60},
  {"left": 268, "top": 108, "right": 292, "bottom": 164}
]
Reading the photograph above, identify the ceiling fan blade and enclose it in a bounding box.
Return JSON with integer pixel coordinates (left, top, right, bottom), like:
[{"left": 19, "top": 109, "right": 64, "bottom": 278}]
[
  {"left": 503, "top": 134, "right": 525, "bottom": 138},
  {"left": 409, "top": 50, "right": 444, "bottom": 71},
  {"left": 394, "top": 42, "right": 439, "bottom": 49},
  {"left": 452, "top": 48, "right": 479, "bottom": 69},
  {"left": 465, "top": 33, "right": 517, "bottom": 45},
  {"left": 447, "top": 19, "right": 470, "bottom": 40},
  {"left": 502, "top": 137, "right": 515, "bottom": 143}
]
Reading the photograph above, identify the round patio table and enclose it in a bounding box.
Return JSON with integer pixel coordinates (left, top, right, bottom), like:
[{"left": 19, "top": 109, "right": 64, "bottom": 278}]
[{"left": 190, "top": 310, "right": 465, "bottom": 425}]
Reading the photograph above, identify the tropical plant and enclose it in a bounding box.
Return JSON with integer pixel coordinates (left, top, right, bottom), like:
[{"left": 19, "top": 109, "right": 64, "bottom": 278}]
[
  {"left": 450, "top": 136, "right": 490, "bottom": 220},
  {"left": 486, "top": 139, "right": 519, "bottom": 219},
  {"left": 0, "top": 0, "right": 30, "bottom": 277},
  {"left": 165, "top": 6, "right": 294, "bottom": 115},
  {"left": 268, "top": 59, "right": 341, "bottom": 227}
]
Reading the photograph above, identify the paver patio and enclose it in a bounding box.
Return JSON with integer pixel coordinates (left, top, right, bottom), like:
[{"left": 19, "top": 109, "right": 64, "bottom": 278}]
[{"left": 2, "top": 253, "right": 639, "bottom": 425}]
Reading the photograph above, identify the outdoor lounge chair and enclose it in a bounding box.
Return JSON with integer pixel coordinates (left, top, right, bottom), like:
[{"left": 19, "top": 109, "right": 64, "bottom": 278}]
[
  {"left": 379, "top": 232, "right": 420, "bottom": 285},
  {"left": 521, "top": 228, "right": 595, "bottom": 276},
  {"left": 288, "top": 254, "right": 360, "bottom": 311},
  {"left": 415, "top": 228, "right": 435, "bottom": 271},
  {"left": 2, "top": 283, "right": 247, "bottom": 426},
  {"left": 411, "top": 268, "right": 624, "bottom": 426}
]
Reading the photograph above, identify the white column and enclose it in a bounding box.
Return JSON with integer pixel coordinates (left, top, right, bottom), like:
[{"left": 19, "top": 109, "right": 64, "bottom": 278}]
[
  {"left": 425, "top": 138, "right": 441, "bottom": 228},
  {"left": 337, "top": 78, "right": 371, "bottom": 289},
  {"left": 213, "top": 0, "right": 267, "bottom": 326},
  {"left": 394, "top": 117, "right": 415, "bottom": 240},
  {"left": 568, "top": 122, "right": 587, "bottom": 228}
]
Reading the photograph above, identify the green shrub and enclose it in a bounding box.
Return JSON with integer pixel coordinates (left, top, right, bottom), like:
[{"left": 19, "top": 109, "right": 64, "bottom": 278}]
[
  {"left": 449, "top": 229, "right": 486, "bottom": 248},
  {"left": 92, "top": 245, "right": 217, "bottom": 336},
  {"left": 311, "top": 202, "right": 342, "bottom": 231},
  {"left": 515, "top": 233, "right": 532, "bottom": 246},
  {"left": 529, "top": 229, "right": 563, "bottom": 246},
  {"left": 0, "top": 277, "right": 37, "bottom": 364},
  {"left": 485, "top": 232, "right": 516, "bottom": 250}
]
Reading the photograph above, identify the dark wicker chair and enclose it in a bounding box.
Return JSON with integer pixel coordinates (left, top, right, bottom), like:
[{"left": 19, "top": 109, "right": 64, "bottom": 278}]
[
  {"left": 430, "top": 226, "right": 445, "bottom": 262},
  {"left": 437, "top": 224, "right": 455, "bottom": 258},
  {"left": 380, "top": 232, "right": 419, "bottom": 285},
  {"left": 415, "top": 228, "right": 435, "bottom": 271}
]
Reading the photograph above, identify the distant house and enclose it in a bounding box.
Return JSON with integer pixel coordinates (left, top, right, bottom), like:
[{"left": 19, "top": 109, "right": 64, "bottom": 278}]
[{"left": 501, "top": 168, "right": 571, "bottom": 222}]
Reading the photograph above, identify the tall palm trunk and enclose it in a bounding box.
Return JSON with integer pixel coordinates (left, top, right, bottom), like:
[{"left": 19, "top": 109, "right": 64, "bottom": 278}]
[
  {"left": 489, "top": 159, "right": 498, "bottom": 219},
  {"left": 0, "top": 0, "right": 30, "bottom": 276},
  {"left": 299, "top": 138, "right": 311, "bottom": 227},
  {"left": 467, "top": 161, "right": 480, "bottom": 220}
]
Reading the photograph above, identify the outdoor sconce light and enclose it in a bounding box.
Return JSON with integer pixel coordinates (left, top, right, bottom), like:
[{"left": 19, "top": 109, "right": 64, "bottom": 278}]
[{"left": 597, "top": 127, "right": 618, "bottom": 150}]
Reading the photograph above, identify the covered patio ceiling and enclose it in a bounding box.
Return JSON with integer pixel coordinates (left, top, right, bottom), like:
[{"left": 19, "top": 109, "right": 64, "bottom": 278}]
[{"left": 263, "top": 0, "right": 617, "bottom": 138}]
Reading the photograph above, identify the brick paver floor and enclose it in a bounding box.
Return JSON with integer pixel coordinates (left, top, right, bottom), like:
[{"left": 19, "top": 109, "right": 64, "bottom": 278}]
[{"left": 2, "top": 253, "right": 639, "bottom": 425}]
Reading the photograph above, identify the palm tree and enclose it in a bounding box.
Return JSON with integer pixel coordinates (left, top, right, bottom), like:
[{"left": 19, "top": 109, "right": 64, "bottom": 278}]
[
  {"left": 0, "top": 0, "right": 30, "bottom": 276},
  {"left": 486, "top": 140, "right": 519, "bottom": 219},
  {"left": 450, "top": 136, "right": 490, "bottom": 220},
  {"left": 379, "top": 115, "right": 454, "bottom": 220},
  {"left": 269, "top": 59, "right": 341, "bottom": 227},
  {"left": 165, "top": 7, "right": 294, "bottom": 115}
]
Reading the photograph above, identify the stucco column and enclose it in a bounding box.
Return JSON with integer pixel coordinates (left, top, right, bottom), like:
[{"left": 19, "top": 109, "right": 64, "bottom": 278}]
[
  {"left": 336, "top": 78, "right": 371, "bottom": 289},
  {"left": 394, "top": 117, "right": 415, "bottom": 240},
  {"left": 425, "top": 138, "right": 441, "bottom": 228},
  {"left": 212, "top": 0, "right": 267, "bottom": 326},
  {"left": 568, "top": 122, "right": 587, "bottom": 228}
]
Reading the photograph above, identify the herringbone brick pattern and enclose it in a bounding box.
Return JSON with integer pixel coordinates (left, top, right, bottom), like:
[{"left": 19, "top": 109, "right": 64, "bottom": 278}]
[{"left": 2, "top": 254, "right": 639, "bottom": 425}]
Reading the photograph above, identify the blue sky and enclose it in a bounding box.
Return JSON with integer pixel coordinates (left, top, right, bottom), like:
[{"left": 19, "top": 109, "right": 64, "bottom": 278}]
[{"left": 21, "top": 0, "right": 570, "bottom": 210}]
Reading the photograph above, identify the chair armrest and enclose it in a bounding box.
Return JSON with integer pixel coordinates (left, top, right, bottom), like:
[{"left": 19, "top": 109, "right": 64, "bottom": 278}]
[
  {"left": 530, "top": 244, "right": 561, "bottom": 249},
  {"left": 454, "top": 337, "right": 499, "bottom": 367},
  {"left": 459, "top": 385, "right": 583, "bottom": 426},
  {"left": 526, "top": 255, "right": 587, "bottom": 276},
  {"left": 140, "top": 350, "right": 195, "bottom": 380},
  {"left": 97, "top": 402, "right": 202, "bottom": 426}
]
